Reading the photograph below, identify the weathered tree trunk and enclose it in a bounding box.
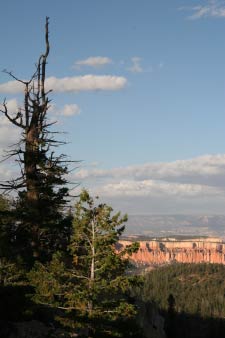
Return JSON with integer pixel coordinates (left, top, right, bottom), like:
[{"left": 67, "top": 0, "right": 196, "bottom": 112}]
[
  {"left": 24, "top": 123, "right": 40, "bottom": 255},
  {"left": 25, "top": 128, "right": 39, "bottom": 203}
]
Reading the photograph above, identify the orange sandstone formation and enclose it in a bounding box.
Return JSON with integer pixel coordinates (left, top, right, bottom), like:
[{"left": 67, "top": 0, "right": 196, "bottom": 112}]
[{"left": 119, "top": 239, "right": 225, "bottom": 265}]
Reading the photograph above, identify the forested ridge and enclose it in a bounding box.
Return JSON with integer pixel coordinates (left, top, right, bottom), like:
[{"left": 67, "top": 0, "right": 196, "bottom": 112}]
[
  {"left": 133, "top": 263, "right": 225, "bottom": 338},
  {"left": 140, "top": 263, "right": 225, "bottom": 318}
]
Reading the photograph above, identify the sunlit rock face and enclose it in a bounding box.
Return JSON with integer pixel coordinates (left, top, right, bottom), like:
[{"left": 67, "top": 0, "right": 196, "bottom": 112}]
[{"left": 118, "top": 238, "right": 225, "bottom": 265}]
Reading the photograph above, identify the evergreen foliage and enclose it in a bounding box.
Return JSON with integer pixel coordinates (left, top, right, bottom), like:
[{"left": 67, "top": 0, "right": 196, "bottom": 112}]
[
  {"left": 0, "top": 195, "right": 13, "bottom": 260},
  {"left": 140, "top": 263, "right": 225, "bottom": 318},
  {"left": 0, "top": 195, "right": 23, "bottom": 285},
  {"left": 29, "top": 190, "right": 142, "bottom": 337}
]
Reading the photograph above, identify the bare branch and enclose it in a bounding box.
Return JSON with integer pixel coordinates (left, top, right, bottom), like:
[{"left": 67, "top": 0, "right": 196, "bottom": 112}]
[
  {"left": 0, "top": 99, "right": 26, "bottom": 129},
  {"left": 2, "top": 69, "right": 29, "bottom": 86}
]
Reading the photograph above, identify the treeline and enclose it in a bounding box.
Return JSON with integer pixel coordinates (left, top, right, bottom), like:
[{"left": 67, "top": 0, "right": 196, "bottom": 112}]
[{"left": 140, "top": 263, "right": 225, "bottom": 318}]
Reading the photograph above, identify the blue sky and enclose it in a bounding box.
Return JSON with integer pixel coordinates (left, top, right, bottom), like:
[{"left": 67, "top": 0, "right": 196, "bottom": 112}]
[{"left": 1, "top": 0, "right": 225, "bottom": 215}]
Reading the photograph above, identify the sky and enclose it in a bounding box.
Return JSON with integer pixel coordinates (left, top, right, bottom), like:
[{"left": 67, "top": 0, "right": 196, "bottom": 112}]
[{"left": 1, "top": 0, "right": 225, "bottom": 215}]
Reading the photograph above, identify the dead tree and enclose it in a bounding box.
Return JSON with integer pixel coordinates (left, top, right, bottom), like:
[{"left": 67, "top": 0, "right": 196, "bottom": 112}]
[{"left": 0, "top": 18, "right": 72, "bottom": 264}]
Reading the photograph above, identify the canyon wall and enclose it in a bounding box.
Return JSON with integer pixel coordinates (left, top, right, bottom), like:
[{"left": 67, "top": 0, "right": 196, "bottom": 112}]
[{"left": 119, "top": 239, "right": 225, "bottom": 265}]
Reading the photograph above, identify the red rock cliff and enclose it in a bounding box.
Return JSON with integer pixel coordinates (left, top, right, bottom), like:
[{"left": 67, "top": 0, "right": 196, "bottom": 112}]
[{"left": 118, "top": 239, "right": 225, "bottom": 265}]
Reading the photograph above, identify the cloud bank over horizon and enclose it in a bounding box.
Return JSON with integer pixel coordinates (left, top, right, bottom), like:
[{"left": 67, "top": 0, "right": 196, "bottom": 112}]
[
  {"left": 73, "top": 154, "right": 225, "bottom": 214},
  {"left": 74, "top": 154, "right": 225, "bottom": 188}
]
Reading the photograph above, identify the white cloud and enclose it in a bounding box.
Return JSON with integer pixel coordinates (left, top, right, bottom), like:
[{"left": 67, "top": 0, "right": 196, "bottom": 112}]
[
  {"left": 73, "top": 154, "right": 225, "bottom": 187},
  {"left": 0, "top": 75, "right": 127, "bottom": 94},
  {"left": 0, "top": 117, "right": 21, "bottom": 156},
  {"left": 61, "top": 104, "right": 80, "bottom": 116},
  {"left": 0, "top": 99, "right": 21, "bottom": 155},
  {"left": 46, "top": 75, "right": 127, "bottom": 92},
  {"left": 183, "top": 1, "right": 225, "bottom": 19},
  {"left": 0, "top": 99, "right": 19, "bottom": 136},
  {"left": 50, "top": 103, "right": 80, "bottom": 117},
  {"left": 128, "top": 57, "right": 143, "bottom": 73},
  {"left": 49, "top": 103, "right": 81, "bottom": 117},
  {"left": 0, "top": 80, "right": 23, "bottom": 94},
  {"left": 74, "top": 56, "right": 112, "bottom": 68},
  {"left": 94, "top": 179, "right": 220, "bottom": 198},
  {"left": 3, "top": 98, "right": 19, "bottom": 113}
]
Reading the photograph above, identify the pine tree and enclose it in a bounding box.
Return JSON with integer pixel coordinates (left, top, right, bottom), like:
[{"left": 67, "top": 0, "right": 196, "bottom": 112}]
[
  {"left": 0, "top": 18, "right": 73, "bottom": 265},
  {"left": 68, "top": 189, "right": 140, "bottom": 337},
  {"left": 29, "top": 190, "right": 142, "bottom": 337}
]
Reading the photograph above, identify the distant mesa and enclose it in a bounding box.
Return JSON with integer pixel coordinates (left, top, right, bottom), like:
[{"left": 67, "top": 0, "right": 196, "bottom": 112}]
[
  {"left": 119, "top": 236, "right": 225, "bottom": 266},
  {"left": 125, "top": 215, "right": 225, "bottom": 239}
]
